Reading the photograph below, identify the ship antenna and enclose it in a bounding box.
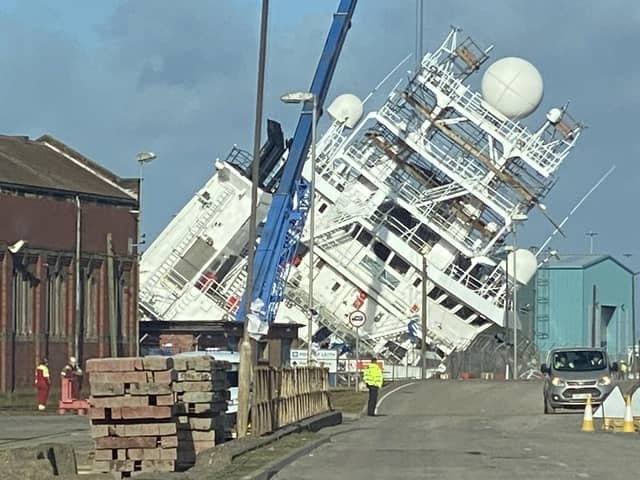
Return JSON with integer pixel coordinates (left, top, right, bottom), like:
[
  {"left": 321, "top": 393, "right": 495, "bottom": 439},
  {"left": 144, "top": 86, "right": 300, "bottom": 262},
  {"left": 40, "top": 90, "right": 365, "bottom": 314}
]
[
  {"left": 362, "top": 53, "right": 413, "bottom": 105},
  {"left": 537, "top": 165, "right": 616, "bottom": 256}
]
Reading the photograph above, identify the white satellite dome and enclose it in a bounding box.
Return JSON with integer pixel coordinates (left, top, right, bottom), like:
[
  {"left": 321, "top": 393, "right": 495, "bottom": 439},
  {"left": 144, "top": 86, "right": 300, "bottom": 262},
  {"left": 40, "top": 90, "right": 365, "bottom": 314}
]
[
  {"left": 481, "top": 57, "right": 544, "bottom": 120},
  {"left": 327, "top": 93, "right": 363, "bottom": 129},
  {"left": 500, "top": 248, "right": 538, "bottom": 285}
]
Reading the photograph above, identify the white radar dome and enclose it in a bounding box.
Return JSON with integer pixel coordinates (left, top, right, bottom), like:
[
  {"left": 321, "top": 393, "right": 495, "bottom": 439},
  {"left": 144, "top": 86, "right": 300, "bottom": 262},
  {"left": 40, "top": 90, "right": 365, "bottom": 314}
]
[
  {"left": 481, "top": 57, "right": 544, "bottom": 120},
  {"left": 500, "top": 248, "right": 538, "bottom": 285},
  {"left": 327, "top": 93, "right": 363, "bottom": 129}
]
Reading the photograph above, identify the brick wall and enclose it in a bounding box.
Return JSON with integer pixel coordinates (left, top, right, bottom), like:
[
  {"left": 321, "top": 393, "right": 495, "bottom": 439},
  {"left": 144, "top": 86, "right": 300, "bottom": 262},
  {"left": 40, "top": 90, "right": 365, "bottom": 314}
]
[{"left": 0, "top": 191, "right": 138, "bottom": 393}]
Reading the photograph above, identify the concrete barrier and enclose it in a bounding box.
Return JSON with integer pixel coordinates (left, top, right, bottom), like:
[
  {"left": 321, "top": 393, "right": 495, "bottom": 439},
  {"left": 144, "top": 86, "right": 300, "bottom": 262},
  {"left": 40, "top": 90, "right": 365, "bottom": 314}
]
[{"left": 0, "top": 442, "right": 77, "bottom": 478}]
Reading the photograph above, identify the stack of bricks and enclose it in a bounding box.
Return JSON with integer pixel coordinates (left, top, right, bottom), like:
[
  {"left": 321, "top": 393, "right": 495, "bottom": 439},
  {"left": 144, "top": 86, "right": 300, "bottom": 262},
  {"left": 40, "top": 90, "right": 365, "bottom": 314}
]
[
  {"left": 87, "top": 356, "right": 178, "bottom": 478},
  {"left": 172, "top": 354, "right": 230, "bottom": 469}
]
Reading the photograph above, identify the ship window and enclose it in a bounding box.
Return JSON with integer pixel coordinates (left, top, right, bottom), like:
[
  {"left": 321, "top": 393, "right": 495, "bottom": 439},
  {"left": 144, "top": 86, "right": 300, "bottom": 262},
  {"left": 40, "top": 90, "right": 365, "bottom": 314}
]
[
  {"left": 360, "top": 255, "right": 384, "bottom": 276},
  {"left": 389, "top": 254, "right": 410, "bottom": 275},
  {"left": 319, "top": 203, "right": 328, "bottom": 214},
  {"left": 413, "top": 277, "right": 422, "bottom": 287},
  {"left": 173, "top": 238, "right": 216, "bottom": 288},
  {"left": 415, "top": 224, "right": 441, "bottom": 246},
  {"left": 317, "top": 258, "right": 326, "bottom": 270},
  {"left": 297, "top": 243, "right": 309, "bottom": 259},
  {"left": 331, "top": 282, "right": 341, "bottom": 292},
  {"left": 379, "top": 270, "right": 400, "bottom": 290},
  {"left": 429, "top": 286, "right": 444, "bottom": 300},
  {"left": 356, "top": 229, "right": 373, "bottom": 247},
  {"left": 372, "top": 241, "right": 391, "bottom": 261}
]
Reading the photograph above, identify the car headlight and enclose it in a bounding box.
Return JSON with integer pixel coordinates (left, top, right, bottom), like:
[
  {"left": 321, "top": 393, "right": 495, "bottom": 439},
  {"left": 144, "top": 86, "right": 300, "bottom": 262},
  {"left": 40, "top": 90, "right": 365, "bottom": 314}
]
[
  {"left": 598, "top": 376, "right": 611, "bottom": 386},
  {"left": 551, "top": 376, "right": 566, "bottom": 387}
]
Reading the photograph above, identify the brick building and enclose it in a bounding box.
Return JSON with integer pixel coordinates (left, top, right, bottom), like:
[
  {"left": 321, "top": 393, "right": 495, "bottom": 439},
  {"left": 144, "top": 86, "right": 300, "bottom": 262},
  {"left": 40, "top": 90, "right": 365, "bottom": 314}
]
[{"left": 0, "top": 134, "right": 139, "bottom": 393}]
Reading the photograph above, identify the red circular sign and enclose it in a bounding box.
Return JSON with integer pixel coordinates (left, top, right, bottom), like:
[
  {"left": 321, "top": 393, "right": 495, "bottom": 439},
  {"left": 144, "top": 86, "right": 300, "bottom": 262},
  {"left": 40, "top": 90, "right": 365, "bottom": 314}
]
[{"left": 349, "top": 310, "right": 367, "bottom": 328}]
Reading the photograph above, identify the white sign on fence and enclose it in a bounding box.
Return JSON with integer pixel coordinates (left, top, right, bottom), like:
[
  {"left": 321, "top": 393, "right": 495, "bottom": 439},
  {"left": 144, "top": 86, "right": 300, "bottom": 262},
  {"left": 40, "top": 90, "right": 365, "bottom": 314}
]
[{"left": 290, "top": 349, "right": 338, "bottom": 373}]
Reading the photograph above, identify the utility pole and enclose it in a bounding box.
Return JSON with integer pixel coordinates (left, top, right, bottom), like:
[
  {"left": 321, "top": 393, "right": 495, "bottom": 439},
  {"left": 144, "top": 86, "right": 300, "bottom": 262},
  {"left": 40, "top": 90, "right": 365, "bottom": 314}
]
[
  {"left": 421, "top": 255, "right": 428, "bottom": 380},
  {"left": 591, "top": 285, "right": 597, "bottom": 347},
  {"left": 624, "top": 254, "right": 638, "bottom": 377},
  {"left": 237, "top": 0, "right": 269, "bottom": 439},
  {"left": 308, "top": 95, "right": 317, "bottom": 366},
  {"left": 512, "top": 228, "right": 518, "bottom": 381},
  {"left": 634, "top": 274, "right": 638, "bottom": 377},
  {"left": 504, "top": 250, "right": 510, "bottom": 380},
  {"left": 355, "top": 327, "right": 360, "bottom": 392},
  {"left": 510, "top": 213, "right": 527, "bottom": 380}
]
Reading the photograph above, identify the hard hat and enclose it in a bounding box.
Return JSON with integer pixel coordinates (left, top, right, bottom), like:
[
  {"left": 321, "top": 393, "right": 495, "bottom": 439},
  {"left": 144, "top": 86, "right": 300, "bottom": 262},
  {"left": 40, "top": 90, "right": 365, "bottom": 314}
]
[{"left": 69, "top": 356, "right": 77, "bottom": 363}]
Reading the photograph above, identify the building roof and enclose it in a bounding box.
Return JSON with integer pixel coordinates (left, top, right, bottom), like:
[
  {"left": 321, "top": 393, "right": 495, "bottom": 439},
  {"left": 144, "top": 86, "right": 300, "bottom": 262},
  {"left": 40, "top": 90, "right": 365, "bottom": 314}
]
[
  {"left": 541, "top": 254, "right": 633, "bottom": 274},
  {"left": 0, "top": 134, "right": 137, "bottom": 202}
]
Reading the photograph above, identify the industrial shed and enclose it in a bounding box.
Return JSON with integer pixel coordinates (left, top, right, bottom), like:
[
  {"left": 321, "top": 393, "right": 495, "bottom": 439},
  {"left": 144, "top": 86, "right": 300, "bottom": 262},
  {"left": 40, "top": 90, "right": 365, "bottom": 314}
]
[
  {"left": 535, "top": 254, "right": 634, "bottom": 362},
  {"left": 0, "top": 134, "right": 139, "bottom": 393}
]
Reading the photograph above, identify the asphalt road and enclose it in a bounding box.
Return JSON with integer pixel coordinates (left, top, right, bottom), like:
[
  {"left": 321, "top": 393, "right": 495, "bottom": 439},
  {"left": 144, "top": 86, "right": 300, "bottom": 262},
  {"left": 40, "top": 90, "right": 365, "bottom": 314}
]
[
  {"left": 274, "top": 380, "right": 640, "bottom": 480},
  {"left": 0, "top": 414, "right": 93, "bottom": 471}
]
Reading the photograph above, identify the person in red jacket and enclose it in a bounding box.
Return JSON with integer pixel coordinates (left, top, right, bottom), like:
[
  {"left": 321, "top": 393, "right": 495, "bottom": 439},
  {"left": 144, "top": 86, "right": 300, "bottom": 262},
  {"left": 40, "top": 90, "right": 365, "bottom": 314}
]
[{"left": 35, "top": 358, "right": 50, "bottom": 411}]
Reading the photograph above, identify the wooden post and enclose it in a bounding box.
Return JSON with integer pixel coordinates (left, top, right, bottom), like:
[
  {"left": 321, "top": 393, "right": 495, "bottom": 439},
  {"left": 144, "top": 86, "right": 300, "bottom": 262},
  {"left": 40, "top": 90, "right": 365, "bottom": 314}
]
[{"left": 106, "top": 233, "right": 118, "bottom": 357}]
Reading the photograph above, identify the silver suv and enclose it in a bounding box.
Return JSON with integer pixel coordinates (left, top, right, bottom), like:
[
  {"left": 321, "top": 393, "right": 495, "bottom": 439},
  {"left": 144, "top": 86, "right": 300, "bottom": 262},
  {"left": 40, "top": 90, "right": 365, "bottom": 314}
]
[{"left": 541, "top": 347, "right": 617, "bottom": 414}]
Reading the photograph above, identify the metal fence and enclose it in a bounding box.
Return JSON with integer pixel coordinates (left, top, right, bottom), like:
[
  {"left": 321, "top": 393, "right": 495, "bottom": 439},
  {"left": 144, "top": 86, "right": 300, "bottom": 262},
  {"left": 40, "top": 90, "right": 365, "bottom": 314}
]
[{"left": 251, "top": 367, "right": 331, "bottom": 436}]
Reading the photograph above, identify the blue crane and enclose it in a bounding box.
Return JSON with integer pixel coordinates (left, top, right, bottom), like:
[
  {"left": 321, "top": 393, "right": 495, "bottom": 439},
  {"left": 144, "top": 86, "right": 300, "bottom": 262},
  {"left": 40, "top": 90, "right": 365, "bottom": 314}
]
[{"left": 236, "top": 0, "right": 358, "bottom": 325}]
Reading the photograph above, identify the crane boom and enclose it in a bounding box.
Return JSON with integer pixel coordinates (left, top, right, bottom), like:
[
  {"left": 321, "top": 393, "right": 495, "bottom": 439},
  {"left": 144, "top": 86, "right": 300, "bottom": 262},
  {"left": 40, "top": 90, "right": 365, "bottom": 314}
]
[{"left": 236, "top": 0, "right": 358, "bottom": 325}]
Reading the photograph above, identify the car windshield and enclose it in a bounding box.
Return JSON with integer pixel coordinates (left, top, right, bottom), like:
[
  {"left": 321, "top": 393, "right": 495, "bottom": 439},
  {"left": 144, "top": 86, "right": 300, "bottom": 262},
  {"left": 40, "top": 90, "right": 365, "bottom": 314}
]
[{"left": 552, "top": 350, "right": 606, "bottom": 372}]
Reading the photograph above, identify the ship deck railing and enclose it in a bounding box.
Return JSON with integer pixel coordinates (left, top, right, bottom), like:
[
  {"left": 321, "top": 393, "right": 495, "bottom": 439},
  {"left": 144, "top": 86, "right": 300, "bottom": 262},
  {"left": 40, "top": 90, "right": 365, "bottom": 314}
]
[
  {"left": 342, "top": 142, "right": 481, "bottom": 254},
  {"left": 419, "top": 60, "right": 562, "bottom": 177},
  {"left": 377, "top": 103, "right": 517, "bottom": 218}
]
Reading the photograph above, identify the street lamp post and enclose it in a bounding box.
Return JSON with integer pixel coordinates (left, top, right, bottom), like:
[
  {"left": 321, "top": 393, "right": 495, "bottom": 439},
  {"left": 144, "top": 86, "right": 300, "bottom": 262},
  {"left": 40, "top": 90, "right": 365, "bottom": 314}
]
[
  {"left": 136, "top": 152, "right": 157, "bottom": 253},
  {"left": 634, "top": 272, "right": 638, "bottom": 377},
  {"left": 281, "top": 91, "right": 317, "bottom": 365},
  {"left": 237, "top": 0, "right": 269, "bottom": 440},
  {"left": 625, "top": 252, "right": 639, "bottom": 377},
  {"left": 421, "top": 255, "right": 428, "bottom": 380},
  {"left": 503, "top": 245, "right": 513, "bottom": 380},
  {"left": 510, "top": 213, "right": 527, "bottom": 380},
  {"left": 586, "top": 231, "right": 598, "bottom": 254},
  {"left": 135, "top": 152, "right": 156, "bottom": 357}
]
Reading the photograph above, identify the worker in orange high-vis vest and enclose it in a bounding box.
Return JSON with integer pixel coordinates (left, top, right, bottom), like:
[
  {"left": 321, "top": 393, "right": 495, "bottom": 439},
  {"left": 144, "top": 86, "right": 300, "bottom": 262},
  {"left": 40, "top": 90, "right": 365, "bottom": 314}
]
[{"left": 35, "top": 358, "right": 50, "bottom": 411}]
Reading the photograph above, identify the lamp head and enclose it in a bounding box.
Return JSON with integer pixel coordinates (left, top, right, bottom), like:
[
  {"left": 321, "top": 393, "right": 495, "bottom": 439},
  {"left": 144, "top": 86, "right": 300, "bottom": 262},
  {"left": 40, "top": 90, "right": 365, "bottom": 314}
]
[
  {"left": 8, "top": 240, "right": 26, "bottom": 254},
  {"left": 136, "top": 152, "right": 157, "bottom": 163},
  {"left": 280, "top": 92, "right": 315, "bottom": 104}
]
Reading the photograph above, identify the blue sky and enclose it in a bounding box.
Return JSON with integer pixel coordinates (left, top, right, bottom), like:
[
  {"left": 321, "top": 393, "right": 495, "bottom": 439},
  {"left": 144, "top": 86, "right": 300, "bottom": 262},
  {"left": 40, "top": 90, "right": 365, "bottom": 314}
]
[{"left": 1, "top": 1, "right": 638, "bottom": 268}]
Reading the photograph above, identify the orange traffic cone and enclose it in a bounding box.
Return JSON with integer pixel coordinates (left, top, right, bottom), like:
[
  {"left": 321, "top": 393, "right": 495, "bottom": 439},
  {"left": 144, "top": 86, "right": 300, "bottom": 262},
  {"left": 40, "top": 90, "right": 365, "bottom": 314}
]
[
  {"left": 623, "top": 395, "right": 635, "bottom": 433},
  {"left": 581, "top": 395, "right": 594, "bottom": 432}
]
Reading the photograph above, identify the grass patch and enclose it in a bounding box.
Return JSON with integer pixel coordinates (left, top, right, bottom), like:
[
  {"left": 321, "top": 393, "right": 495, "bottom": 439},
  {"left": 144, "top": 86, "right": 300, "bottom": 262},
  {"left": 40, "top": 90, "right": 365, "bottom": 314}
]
[
  {"left": 213, "top": 432, "right": 321, "bottom": 479},
  {"left": 329, "top": 389, "right": 367, "bottom": 414},
  {"left": 0, "top": 390, "right": 60, "bottom": 414}
]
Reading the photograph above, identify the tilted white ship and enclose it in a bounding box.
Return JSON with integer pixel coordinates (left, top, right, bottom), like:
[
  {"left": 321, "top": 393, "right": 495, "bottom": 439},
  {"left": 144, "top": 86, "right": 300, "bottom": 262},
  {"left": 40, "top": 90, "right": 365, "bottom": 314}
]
[{"left": 139, "top": 28, "right": 582, "bottom": 365}]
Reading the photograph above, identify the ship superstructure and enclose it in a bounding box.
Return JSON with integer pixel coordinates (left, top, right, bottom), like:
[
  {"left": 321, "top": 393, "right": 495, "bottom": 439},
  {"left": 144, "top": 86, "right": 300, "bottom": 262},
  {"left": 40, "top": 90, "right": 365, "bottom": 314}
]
[{"left": 139, "top": 28, "right": 582, "bottom": 364}]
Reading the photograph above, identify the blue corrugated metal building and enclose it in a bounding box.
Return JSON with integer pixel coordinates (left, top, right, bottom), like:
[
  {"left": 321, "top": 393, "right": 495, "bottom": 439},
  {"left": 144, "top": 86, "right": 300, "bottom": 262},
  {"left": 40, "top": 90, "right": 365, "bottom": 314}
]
[{"left": 535, "top": 255, "right": 634, "bottom": 361}]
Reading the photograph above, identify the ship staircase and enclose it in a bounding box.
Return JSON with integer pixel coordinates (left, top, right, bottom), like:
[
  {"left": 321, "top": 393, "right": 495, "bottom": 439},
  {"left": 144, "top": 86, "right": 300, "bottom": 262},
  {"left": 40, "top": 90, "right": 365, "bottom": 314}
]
[{"left": 139, "top": 187, "right": 235, "bottom": 317}]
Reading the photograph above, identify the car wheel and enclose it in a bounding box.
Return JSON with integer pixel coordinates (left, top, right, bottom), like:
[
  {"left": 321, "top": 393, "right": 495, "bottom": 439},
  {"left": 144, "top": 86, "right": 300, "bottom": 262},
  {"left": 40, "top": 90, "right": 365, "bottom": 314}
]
[{"left": 544, "top": 397, "right": 555, "bottom": 414}]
